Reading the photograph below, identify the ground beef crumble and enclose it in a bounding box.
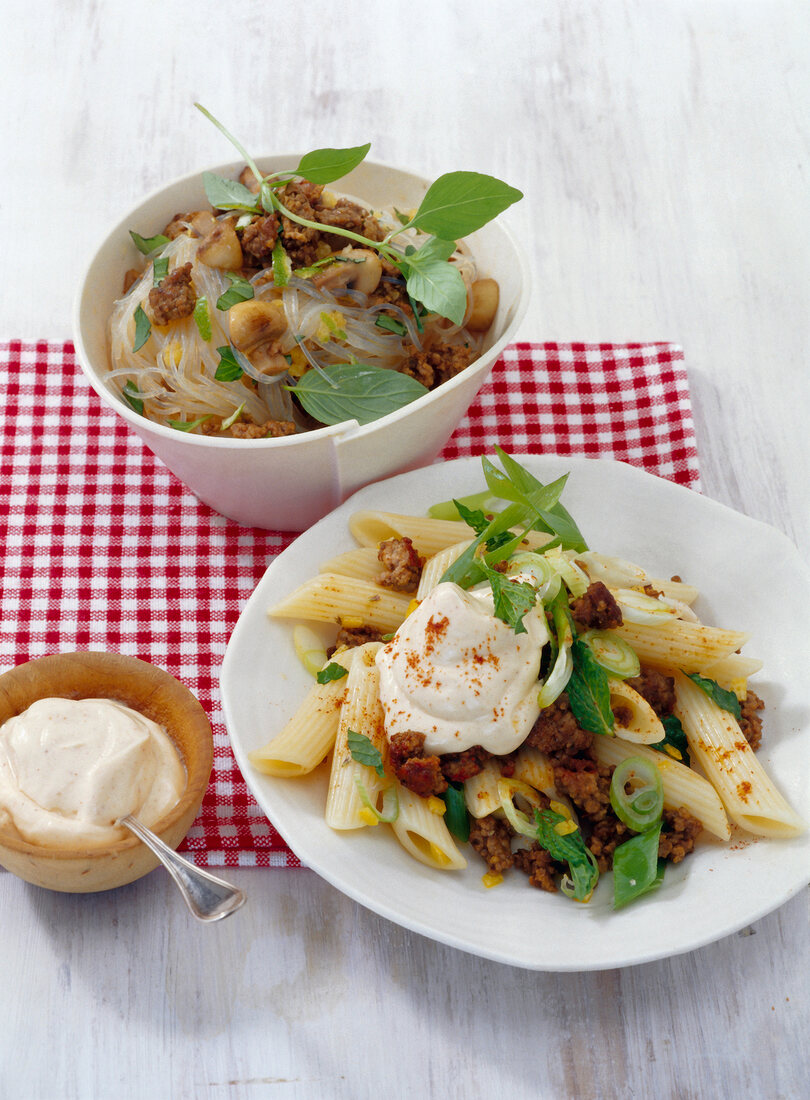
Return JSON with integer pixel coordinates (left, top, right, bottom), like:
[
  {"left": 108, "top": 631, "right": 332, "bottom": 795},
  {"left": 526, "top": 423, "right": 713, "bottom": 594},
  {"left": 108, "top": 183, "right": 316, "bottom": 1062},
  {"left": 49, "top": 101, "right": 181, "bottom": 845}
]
[
  {"left": 376, "top": 537, "right": 424, "bottom": 593},
  {"left": 739, "top": 690, "right": 764, "bottom": 751},
  {"left": 388, "top": 730, "right": 447, "bottom": 797},
  {"left": 469, "top": 815, "right": 514, "bottom": 873},
  {"left": 147, "top": 262, "right": 196, "bottom": 325},
  {"left": 512, "top": 844, "right": 560, "bottom": 892},
  {"left": 658, "top": 807, "right": 703, "bottom": 862},
  {"left": 626, "top": 668, "right": 676, "bottom": 716},
  {"left": 398, "top": 344, "right": 474, "bottom": 389},
  {"left": 570, "top": 581, "right": 623, "bottom": 630}
]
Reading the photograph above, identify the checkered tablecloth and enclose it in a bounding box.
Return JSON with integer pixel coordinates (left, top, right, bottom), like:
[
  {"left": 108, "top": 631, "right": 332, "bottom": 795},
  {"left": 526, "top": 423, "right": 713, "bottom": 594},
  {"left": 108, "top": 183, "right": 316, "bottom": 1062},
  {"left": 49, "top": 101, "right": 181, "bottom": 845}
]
[{"left": 0, "top": 340, "right": 699, "bottom": 868}]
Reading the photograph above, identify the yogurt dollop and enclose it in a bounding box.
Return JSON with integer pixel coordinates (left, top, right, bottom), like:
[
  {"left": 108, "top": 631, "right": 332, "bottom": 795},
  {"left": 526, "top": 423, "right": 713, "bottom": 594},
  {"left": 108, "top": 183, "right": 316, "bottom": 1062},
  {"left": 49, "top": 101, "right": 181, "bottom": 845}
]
[
  {"left": 375, "top": 580, "right": 548, "bottom": 755},
  {"left": 0, "top": 697, "right": 185, "bottom": 848}
]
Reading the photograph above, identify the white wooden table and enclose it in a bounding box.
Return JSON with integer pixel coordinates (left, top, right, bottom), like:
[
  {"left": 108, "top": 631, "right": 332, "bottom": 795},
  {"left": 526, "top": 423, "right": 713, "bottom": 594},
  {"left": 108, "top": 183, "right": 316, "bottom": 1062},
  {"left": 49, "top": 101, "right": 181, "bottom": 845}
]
[{"left": 1, "top": 3, "right": 808, "bottom": 1096}]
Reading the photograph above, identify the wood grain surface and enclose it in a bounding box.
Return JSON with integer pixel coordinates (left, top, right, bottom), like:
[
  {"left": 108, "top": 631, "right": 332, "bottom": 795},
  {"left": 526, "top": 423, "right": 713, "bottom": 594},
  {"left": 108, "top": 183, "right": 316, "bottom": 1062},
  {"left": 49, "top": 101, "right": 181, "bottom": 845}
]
[{"left": 0, "top": 2, "right": 808, "bottom": 1097}]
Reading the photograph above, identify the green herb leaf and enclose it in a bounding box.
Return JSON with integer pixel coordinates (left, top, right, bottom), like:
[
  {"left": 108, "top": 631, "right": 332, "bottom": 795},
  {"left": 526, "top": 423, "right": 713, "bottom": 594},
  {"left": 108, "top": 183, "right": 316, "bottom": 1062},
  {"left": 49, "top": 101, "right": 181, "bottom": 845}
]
[
  {"left": 488, "top": 447, "right": 588, "bottom": 552},
  {"left": 612, "top": 826, "right": 664, "bottom": 910},
  {"left": 316, "top": 662, "right": 349, "bottom": 685},
  {"left": 193, "top": 297, "right": 212, "bottom": 341},
  {"left": 295, "top": 143, "right": 371, "bottom": 185},
  {"left": 441, "top": 782, "right": 470, "bottom": 842},
  {"left": 686, "top": 672, "right": 742, "bottom": 720},
  {"left": 133, "top": 305, "right": 151, "bottom": 351},
  {"left": 651, "top": 713, "right": 691, "bottom": 766},
  {"left": 566, "top": 638, "right": 615, "bottom": 737},
  {"left": 203, "top": 170, "right": 261, "bottom": 213},
  {"left": 480, "top": 563, "right": 538, "bottom": 634},
  {"left": 395, "top": 240, "right": 467, "bottom": 325},
  {"left": 347, "top": 729, "right": 385, "bottom": 777},
  {"left": 216, "top": 271, "right": 255, "bottom": 311},
  {"left": 214, "top": 344, "right": 250, "bottom": 382},
  {"left": 374, "top": 314, "right": 408, "bottom": 336},
  {"left": 410, "top": 171, "right": 523, "bottom": 239},
  {"left": 272, "top": 240, "right": 291, "bottom": 288},
  {"left": 168, "top": 415, "right": 211, "bottom": 432},
  {"left": 122, "top": 380, "right": 144, "bottom": 415},
  {"left": 152, "top": 256, "right": 169, "bottom": 286},
  {"left": 130, "top": 230, "right": 170, "bottom": 256},
  {"left": 532, "top": 808, "right": 600, "bottom": 902},
  {"left": 220, "top": 401, "right": 245, "bottom": 432},
  {"left": 454, "top": 499, "right": 491, "bottom": 536},
  {"left": 288, "top": 362, "right": 428, "bottom": 426}
]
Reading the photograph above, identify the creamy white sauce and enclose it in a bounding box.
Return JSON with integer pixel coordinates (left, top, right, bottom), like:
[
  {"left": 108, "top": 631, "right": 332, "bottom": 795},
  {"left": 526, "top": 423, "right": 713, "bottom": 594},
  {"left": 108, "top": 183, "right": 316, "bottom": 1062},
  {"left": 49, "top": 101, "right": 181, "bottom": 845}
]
[
  {"left": 0, "top": 698, "right": 185, "bottom": 848},
  {"left": 375, "top": 580, "right": 548, "bottom": 755}
]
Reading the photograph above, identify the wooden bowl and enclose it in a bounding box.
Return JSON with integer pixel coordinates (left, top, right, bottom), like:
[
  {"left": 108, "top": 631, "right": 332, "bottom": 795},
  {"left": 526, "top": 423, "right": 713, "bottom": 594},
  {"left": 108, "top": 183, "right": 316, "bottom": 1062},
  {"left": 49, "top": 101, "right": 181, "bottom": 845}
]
[{"left": 0, "top": 652, "right": 213, "bottom": 893}]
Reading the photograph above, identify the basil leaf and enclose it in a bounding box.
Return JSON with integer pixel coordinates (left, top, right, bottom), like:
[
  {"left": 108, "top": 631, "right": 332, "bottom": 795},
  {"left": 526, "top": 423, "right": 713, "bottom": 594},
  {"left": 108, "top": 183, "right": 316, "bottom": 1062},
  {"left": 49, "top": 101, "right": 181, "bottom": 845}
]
[
  {"left": 133, "top": 305, "right": 151, "bottom": 351},
  {"left": 193, "top": 297, "right": 212, "bottom": 341},
  {"left": 686, "top": 672, "right": 742, "bottom": 720},
  {"left": 216, "top": 271, "right": 254, "bottom": 311},
  {"left": 152, "top": 257, "right": 169, "bottom": 286},
  {"left": 566, "top": 638, "right": 615, "bottom": 737},
  {"left": 532, "top": 808, "right": 599, "bottom": 902},
  {"left": 168, "top": 415, "right": 211, "bottom": 432},
  {"left": 295, "top": 143, "right": 371, "bottom": 185},
  {"left": 214, "top": 345, "right": 250, "bottom": 382},
  {"left": 347, "top": 729, "right": 385, "bottom": 777},
  {"left": 402, "top": 255, "right": 468, "bottom": 325},
  {"left": 122, "top": 380, "right": 144, "bottom": 415},
  {"left": 612, "top": 826, "right": 664, "bottom": 910},
  {"left": 203, "top": 171, "right": 261, "bottom": 212},
  {"left": 441, "top": 782, "right": 470, "bottom": 842},
  {"left": 288, "top": 362, "right": 428, "bottom": 426},
  {"left": 130, "top": 230, "right": 170, "bottom": 255},
  {"left": 316, "top": 662, "right": 349, "bottom": 685},
  {"left": 651, "top": 713, "right": 691, "bottom": 767},
  {"left": 374, "top": 314, "right": 407, "bottom": 336},
  {"left": 481, "top": 563, "right": 538, "bottom": 635},
  {"left": 410, "top": 171, "right": 523, "bottom": 239}
]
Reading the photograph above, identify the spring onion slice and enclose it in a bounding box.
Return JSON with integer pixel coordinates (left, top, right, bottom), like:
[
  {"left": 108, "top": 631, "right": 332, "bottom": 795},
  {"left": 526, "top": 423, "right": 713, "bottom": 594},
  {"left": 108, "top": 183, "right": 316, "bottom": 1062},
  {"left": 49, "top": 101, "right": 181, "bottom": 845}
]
[
  {"left": 428, "top": 490, "right": 507, "bottom": 522},
  {"left": 614, "top": 588, "right": 678, "bottom": 625},
  {"left": 537, "top": 594, "right": 574, "bottom": 708},
  {"left": 442, "top": 782, "right": 470, "bottom": 842},
  {"left": 609, "top": 756, "right": 664, "bottom": 832},
  {"left": 293, "top": 625, "right": 328, "bottom": 678},
  {"left": 354, "top": 777, "right": 399, "bottom": 823},
  {"left": 507, "top": 551, "right": 562, "bottom": 602},
  {"left": 497, "top": 777, "right": 546, "bottom": 839},
  {"left": 544, "top": 545, "right": 589, "bottom": 598},
  {"left": 612, "top": 826, "right": 664, "bottom": 909},
  {"left": 579, "top": 630, "right": 641, "bottom": 679}
]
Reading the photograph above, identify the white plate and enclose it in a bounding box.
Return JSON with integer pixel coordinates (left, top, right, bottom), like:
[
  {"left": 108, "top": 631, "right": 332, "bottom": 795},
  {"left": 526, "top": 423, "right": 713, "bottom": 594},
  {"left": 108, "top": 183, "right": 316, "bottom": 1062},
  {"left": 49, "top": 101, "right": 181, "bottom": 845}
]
[{"left": 221, "top": 455, "right": 810, "bottom": 970}]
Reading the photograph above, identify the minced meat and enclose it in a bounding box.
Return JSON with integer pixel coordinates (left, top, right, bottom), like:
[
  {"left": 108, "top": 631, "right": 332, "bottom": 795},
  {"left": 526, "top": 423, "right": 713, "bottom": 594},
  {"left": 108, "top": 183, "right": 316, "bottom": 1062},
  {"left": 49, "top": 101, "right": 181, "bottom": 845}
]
[
  {"left": 388, "top": 730, "right": 447, "bottom": 797},
  {"left": 399, "top": 344, "right": 475, "bottom": 389},
  {"left": 469, "top": 815, "right": 514, "bottom": 873},
  {"left": 739, "top": 690, "right": 765, "bottom": 751},
  {"left": 626, "top": 667, "right": 676, "bottom": 716},
  {"left": 327, "top": 624, "right": 385, "bottom": 654},
  {"left": 658, "top": 807, "right": 703, "bottom": 862},
  {"left": 241, "top": 214, "right": 281, "bottom": 263},
  {"left": 377, "top": 536, "right": 424, "bottom": 593},
  {"left": 512, "top": 844, "right": 560, "bottom": 891},
  {"left": 440, "top": 746, "right": 486, "bottom": 784},
  {"left": 148, "top": 263, "right": 196, "bottom": 325},
  {"left": 525, "top": 695, "right": 593, "bottom": 760},
  {"left": 570, "top": 581, "right": 623, "bottom": 630}
]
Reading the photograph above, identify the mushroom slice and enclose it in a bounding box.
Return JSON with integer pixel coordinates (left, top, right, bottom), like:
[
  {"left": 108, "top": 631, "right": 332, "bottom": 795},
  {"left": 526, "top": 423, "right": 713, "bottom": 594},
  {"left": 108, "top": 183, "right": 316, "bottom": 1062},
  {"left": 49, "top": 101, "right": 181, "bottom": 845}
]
[
  {"left": 197, "top": 220, "right": 243, "bottom": 270},
  {"left": 466, "top": 278, "right": 500, "bottom": 333},
  {"left": 228, "top": 299, "right": 289, "bottom": 377},
  {"left": 312, "top": 247, "right": 383, "bottom": 296}
]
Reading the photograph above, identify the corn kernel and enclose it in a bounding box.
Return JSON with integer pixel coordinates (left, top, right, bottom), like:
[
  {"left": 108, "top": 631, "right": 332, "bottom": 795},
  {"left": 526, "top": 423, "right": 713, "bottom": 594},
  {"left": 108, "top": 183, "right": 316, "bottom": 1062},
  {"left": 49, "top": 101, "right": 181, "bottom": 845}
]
[
  {"left": 429, "top": 844, "right": 451, "bottom": 867},
  {"left": 162, "top": 341, "right": 183, "bottom": 368},
  {"left": 549, "top": 800, "right": 571, "bottom": 820},
  {"left": 553, "top": 820, "right": 578, "bottom": 837},
  {"left": 426, "top": 796, "right": 446, "bottom": 816},
  {"left": 406, "top": 599, "right": 420, "bottom": 617},
  {"left": 664, "top": 744, "right": 683, "bottom": 761},
  {"left": 340, "top": 616, "right": 364, "bottom": 630},
  {"left": 358, "top": 809, "right": 379, "bottom": 827},
  {"left": 482, "top": 872, "right": 503, "bottom": 889}
]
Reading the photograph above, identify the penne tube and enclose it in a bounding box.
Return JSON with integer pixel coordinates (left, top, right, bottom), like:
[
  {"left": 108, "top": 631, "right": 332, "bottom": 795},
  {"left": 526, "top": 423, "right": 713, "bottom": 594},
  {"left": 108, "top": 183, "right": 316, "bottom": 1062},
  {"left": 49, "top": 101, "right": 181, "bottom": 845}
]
[
  {"left": 318, "top": 547, "right": 381, "bottom": 582},
  {"left": 464, "top": 759, "right": 504, "bottom": 819},
  {"left": 416, "top": 541, "right": 472, "bottom": 600},
  {"left": 575, "top": 551, "right": 699, "bottom": 604},
  {"left": 249, "top": 648, "right": 357, "bottom": 777},
  {"left": 609, "top": 680, "right": 666, "bottom": 745},
  {"left": 512, "top": 746, "right": 556, "bottom": 797},
  {"left": 612, "top": 620, "right": 749, "bottom": 672},
  {"left": 673, "top": 671, "right": 806, "bottom": 838},
  {"left": 592, "top": 736, "right": 731, "bottom": 841},
  {"left": 325, "top": 644, "right": 388, "bottom": 830},
  {"left": 702, "top": 653, "right": 764, "bottom": 700},
  {"left": 268, "top": 573, "right": 412, "bottom": 632},
  {"left": 349, "top": 511, "right": 473, "bottom": 557},
  {"left": 390, "top": 785, "right": 467, "bottom": 869}
]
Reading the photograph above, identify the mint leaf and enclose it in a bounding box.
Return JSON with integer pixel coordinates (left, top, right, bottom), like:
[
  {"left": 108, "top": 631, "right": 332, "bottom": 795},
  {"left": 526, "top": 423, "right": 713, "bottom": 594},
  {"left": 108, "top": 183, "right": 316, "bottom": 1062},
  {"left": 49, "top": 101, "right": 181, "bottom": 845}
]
[
  {"left": 347, "top": 729, "right": 385, "bottom": 776},
  {"left": 566, "top": 638, "right": 615, "bottom": 737},
  {"left": 122, "top": 380, "right": 144, "bottom": 415},
  {"left": 133, "top": 305, "right": 151, "bottom": 351},
  {"left": 316, "top": 662, "right": 349, "bottom": 685},
  {"left": 214, "top": 344, "right": 251, "bottom": 382},
  {"left": 130, "top": 230, "right": 170, "bottom": 256},
  {"left": 295, "top": 143, "right": 371, "bottom": 185},
  {"left": 216, "top": 271, "right": 254, "bottom": 311},
  {"left": 651, "top": 713, "right": 691, "bottom": 766},
  {"left": 203, "top": 171, "right": 261, "bottom": 212},
  {"left": 686, "top": 672, "right": 742, "bottom": 720},
  {"left": 532, "top": 808, "right": 599, "bottom": 902},
  {"left": 410, "top": 171, "right": 523, "bottom": 239},
  {"left": 481, "top": 563, "right": 538, "bottom": 634},
  {"left": 289, "top": 362, "right": 428, "bottom": 426}
]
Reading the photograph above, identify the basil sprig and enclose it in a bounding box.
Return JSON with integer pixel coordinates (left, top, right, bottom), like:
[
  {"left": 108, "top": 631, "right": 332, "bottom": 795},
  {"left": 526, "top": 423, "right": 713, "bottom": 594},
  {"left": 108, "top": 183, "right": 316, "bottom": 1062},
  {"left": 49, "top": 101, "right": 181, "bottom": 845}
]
[{"left": 288, "top": 362, "right": 428, "bottom": 426}]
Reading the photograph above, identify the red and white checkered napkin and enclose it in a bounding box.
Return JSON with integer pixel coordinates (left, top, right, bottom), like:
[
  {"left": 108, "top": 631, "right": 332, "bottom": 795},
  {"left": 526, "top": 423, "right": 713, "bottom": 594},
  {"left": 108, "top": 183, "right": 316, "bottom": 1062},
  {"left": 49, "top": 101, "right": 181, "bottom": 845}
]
[{"left": 0, "top": 340, "right": 698, "bottom": 869}]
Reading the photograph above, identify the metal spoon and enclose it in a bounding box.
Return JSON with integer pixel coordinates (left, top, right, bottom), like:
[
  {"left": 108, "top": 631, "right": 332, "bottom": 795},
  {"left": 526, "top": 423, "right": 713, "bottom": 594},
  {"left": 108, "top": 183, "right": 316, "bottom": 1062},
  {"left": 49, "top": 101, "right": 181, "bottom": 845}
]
[{"left": 120, "top": 814, "right": 247, "bottom": 922}]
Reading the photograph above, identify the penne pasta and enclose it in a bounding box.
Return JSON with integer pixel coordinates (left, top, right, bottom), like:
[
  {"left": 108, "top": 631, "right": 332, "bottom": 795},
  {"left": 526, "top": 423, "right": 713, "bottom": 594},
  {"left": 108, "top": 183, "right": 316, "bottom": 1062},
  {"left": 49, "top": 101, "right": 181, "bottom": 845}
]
[
  {"left": 464, "top": 758, "right": 504, "bottom": 819},
  {"left": 416, "top": 540, "right": 472, "bottom": 600},
  {"left": 268, "top": 573, "right": 412, "bottom": 632},
  {"left": 390, "top": 785, "right": 467, "bottom": 869},
  {"left": 609, "top": 680, "right": 665, "bottom": 744},
  {"left": 349, "top": 511, "right": 473, "bottom": 557},
  {"left": 612, "top": 620, "right": 749, "bottom": 672},
  {"left": 672, "top": 671, "right": 805, "bottom": 838},
  {"left": 592, "top": 736, "right": 731, "bottom": 841},
  {"left": 318, "top": 547, "right": 381, "bottom": 583},
  {"left": 325, "top": 644, "right": 388, "bottom": 830}
]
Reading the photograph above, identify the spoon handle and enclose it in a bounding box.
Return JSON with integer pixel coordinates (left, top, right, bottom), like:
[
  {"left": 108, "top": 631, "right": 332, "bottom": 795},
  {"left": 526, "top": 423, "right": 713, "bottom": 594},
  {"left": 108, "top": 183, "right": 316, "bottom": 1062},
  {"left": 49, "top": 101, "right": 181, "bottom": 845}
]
[{"left": 120, "top": 814, "right": 247, "bottom": 922}]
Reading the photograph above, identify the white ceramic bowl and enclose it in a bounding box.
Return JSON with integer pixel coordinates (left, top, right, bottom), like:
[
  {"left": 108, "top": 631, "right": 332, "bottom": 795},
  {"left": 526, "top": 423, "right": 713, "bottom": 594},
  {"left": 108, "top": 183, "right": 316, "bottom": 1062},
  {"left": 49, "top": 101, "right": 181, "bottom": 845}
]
[{"left": 74, "top": 156, "right": 530, "bottom": 531}]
